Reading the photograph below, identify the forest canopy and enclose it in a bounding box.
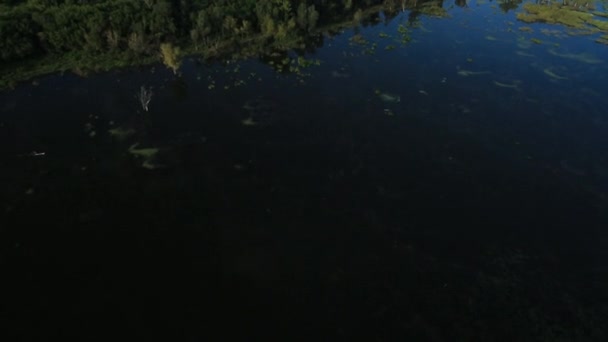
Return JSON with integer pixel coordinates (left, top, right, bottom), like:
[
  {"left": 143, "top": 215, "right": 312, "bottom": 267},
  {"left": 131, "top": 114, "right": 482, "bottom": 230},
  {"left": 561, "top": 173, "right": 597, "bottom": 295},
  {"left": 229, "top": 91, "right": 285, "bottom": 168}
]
[
  {"left": 0, "top": 0, "right": 456, "bottom": 89},
  {"left": 0, "top": 0, "right": 387, "bottom": 63}
]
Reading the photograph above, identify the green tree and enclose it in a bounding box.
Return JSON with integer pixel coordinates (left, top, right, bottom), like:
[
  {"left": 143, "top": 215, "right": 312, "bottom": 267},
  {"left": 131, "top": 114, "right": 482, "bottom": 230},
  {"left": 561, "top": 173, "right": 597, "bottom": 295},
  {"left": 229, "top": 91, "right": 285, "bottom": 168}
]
[
  {"left": 160, "top": 42, "right": 181, "bottom": 75},
  {"left": 0, "top": 7, "right": 39, "bottom": 61}
]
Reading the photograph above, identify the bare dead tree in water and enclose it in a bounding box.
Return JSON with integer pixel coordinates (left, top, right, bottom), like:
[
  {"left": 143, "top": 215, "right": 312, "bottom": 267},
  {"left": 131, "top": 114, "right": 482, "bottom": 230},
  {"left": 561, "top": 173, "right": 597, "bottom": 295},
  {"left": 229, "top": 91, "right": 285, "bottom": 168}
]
[{"left": 138, "top": 86, "right": 153, "bottom": 111}]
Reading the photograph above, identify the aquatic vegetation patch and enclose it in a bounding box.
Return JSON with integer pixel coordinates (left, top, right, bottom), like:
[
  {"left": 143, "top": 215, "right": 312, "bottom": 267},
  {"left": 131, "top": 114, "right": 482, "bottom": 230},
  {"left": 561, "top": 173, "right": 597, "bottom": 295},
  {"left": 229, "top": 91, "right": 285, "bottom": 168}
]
[
  {"left": 108, "top": 126, "right": 136, "bottom": 141},
  {"left": 128, "top": 144, "right": 159, "bottom": 159},
  {"left": 493, "top": 80, "right": 521, "bottom": 90},
  {"left": 416, "top": 2, "right": 449, "bottom": 18},
  {"left": 517, "top": 4, "right": 594, "bottom": 29},
  {"left": 540, "top": 28, "right": 570, "bottom": 38},
  {"left": 241, "top": 117, "right": 257, "bottom": 126},
  {"left": 457, "top": 70, "right": 491, "bottom": 77},
  {"left": 543, "top": 68, "right": 568, "bottom": 80},
  {"left": 594, "top": 11, "right": 608, "bottom": 18},
  {"left": 0, "top": 51, "right": 156, "bottom": 90},
  {"left": 515, "top": 50, "right": 535, "bottom": 57},
  {"left": 547, "top": 48, "right": 602, "bottom": 64},
  {"left": 517, "top": 4, "right": 608, "bottom": 38},
  {"left": 588, "top": 18, "right": 608, "bottom": 30},
  {"left": 397, "top": 24, "right": 412, "bottom": 45},
  {"left": 349, "top": 34, "right": 369, "bottom": 45},
  {"left": 296, "top": 56, "right": 321, "bottom": 68},
  {"left": 517, "top": 36, "right": 533, "bottom": 49},
  {"left": 128, "top": 143, "right": 163, "bottom": 169},
  {"left": 375, "top": 89, "right": 401, "bottom": 103}
]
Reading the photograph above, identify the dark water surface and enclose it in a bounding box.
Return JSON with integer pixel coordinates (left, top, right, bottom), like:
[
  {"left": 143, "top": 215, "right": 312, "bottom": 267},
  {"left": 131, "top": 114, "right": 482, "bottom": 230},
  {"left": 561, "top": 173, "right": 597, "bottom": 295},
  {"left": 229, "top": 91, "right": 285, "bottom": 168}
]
[{"left": 2, "top": 2, "right": 608, "bottom": 340}]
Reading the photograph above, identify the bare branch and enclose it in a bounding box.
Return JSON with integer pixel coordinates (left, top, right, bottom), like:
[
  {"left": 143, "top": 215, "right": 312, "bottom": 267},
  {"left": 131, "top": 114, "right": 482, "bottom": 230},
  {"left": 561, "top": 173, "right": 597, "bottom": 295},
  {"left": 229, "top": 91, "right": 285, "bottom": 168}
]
[{"left": 138, "top": 86, "right": 153, "bottom": 112}]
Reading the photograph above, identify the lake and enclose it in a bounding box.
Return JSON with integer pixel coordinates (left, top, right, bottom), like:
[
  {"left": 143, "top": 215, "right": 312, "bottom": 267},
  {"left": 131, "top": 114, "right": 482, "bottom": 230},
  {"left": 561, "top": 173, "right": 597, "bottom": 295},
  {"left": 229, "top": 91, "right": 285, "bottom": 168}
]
[{"left": 2, "top": 1, "right": 608, "bottom": 340}]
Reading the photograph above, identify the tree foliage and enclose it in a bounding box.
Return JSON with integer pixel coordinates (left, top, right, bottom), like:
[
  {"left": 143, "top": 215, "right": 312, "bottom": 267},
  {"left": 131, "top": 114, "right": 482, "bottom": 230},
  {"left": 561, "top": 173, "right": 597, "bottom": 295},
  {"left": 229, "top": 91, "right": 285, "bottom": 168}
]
[
  {"left": 0, "top": 0, "right": 386, "bottom": 63},
  {"left": 160, "top": 42, "right": 180, "bottom": 74}
]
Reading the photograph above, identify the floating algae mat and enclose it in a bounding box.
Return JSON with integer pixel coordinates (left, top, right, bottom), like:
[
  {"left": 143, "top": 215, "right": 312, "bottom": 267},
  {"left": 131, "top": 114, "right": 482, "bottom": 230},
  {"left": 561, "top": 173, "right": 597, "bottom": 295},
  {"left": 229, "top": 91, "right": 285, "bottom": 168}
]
[
  {"left": 516, "top": 50, "right": 535, "bottom": 57},
  {"left": 108, "top": 126, "right": 135, "bottom": 141},
  {"left": 128, "top": 143, "right": 163, "bottom": 170},
  {"left": 547, "top": 49, "right": 603, "bottom": 64},
  {"left": 517, "top": 4, "right": 593, "bottom": 28},
  {"left": 375, "top": 90, "right": 401, "bottom": 103},
  {"left": 517, "top": 4, "right": 608, "bottom": 35},
  {"left": 543, "top": 68, "right": 569, "bottom": 80},
  {"left": 457, "top": 69, "right": 491, "bottom": 77},
  {"left": 494, "top": 80, "right": 520, "bottom": 89},
  {"left": 417, "top": 2, "right": 449, "bottom": 18}
]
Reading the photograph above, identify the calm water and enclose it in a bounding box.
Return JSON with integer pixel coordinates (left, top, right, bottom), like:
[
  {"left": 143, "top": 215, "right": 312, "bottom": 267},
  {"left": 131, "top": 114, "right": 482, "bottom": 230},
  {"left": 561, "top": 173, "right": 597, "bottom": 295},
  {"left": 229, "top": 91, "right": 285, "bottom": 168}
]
[{"left": 2, "top": 2, "right": 608, "bottom": 340}]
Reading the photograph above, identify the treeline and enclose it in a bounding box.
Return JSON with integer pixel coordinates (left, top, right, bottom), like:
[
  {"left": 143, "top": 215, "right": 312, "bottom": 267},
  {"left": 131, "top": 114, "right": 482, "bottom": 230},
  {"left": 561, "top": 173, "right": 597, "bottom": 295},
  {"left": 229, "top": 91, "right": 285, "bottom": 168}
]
[{"left": 0, "top": 0, "right": 385, "bottom": 63}]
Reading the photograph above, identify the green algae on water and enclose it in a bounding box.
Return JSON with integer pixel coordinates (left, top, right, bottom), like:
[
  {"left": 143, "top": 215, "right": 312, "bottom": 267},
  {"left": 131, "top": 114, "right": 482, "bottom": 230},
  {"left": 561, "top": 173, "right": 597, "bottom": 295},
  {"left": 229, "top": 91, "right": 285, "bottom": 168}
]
[
  {"left": 128, "top": 143, "right": 163, "bottom": 169},
  {"left": 108, "top": 126, "right": 135, "bottom": 141},
  {"left": 517, "top": 4, "right": 594, "bottom": 29},
  {"left": 241, "top": 117, "right": 257, "bottom": 126},
  {"left": 457, "top": 70, "right": 490, "bottom": 77},
  {"left": 516, "top": 3, "right": 608, "bottom": 39},
  {"left": 516, "top": 50, "right": 535, "bottom": 57},
  {"left": 548, "top": 49, "right": 602, "bottom": 64},
  {"left": 594, "top": 11, "right": 608, "bottom": 19},
  {"left": 494, "top": 80, "right": 520, "bottom": 89},
  {"left": 379, "top": 93, "right": 400, "bottom": 103},
  {"left": 531, "top": 38, "right": 543, "bottom": 44},
  {"left": 517, "top": 37, "right": 533, "bottom": 49},
  {"left": 417, "top": 2, "right": 449, "bottom": 18},
  {"left": 128, "top": 143, "right": 159, "bottom": 159}
]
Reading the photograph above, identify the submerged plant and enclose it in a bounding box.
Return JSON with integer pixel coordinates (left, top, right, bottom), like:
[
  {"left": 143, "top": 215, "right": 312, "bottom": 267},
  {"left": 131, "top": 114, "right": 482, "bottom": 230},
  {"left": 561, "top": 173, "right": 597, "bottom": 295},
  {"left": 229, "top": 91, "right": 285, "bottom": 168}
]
[
  {"left": 457, "top": 69, "right": 491, "bottom": 77},
  {"left": 108, "top": 126, "right": 136, "bottom": 141},
  {"left": 128, "top": 143, "right": 162, "bottom": 169},
  {"left": 375, "top": 90, "right": 401, "bottom": 103}
]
